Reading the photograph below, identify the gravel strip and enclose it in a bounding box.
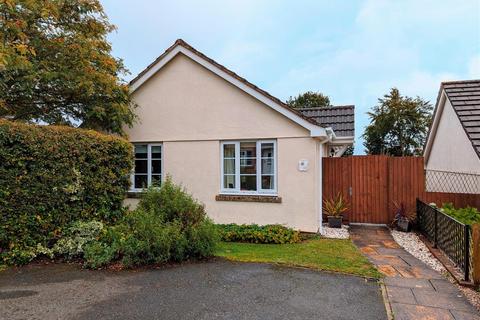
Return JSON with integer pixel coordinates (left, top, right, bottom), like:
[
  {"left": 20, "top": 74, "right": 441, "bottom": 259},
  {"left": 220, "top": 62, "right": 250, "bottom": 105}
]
[
  {"left": 390, "top": 230, "right": 445, "bottom": 272},
  {"left": 391, "top": 229, "right": 480, "bottom": 311},
  {"left": 321, "top": 224, "right": 349, "bottom": 239}
]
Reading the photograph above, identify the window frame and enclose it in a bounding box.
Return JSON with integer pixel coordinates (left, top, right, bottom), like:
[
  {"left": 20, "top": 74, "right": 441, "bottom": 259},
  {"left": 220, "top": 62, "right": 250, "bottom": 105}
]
[
  {"left": 220, "top": 140, "right": 277, "bottom": 195},
  {"left": 130, "top": 143, "right": 163, "bottom": 191}
]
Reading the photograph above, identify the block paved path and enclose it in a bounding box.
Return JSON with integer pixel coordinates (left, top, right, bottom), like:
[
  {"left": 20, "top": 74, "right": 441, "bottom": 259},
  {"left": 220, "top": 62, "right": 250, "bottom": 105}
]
[{"left": 350, "top": 225, "right": 480, "bottom": 320}]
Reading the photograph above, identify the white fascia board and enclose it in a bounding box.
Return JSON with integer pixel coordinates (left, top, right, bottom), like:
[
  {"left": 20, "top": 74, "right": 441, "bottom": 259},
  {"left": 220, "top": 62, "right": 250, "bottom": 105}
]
[
  {"left": 329, "top": 136, "right": 355, "bottom": 145},
  {"left": 130, "top": 46, "right": 326, "bottom": 138},
  {"left": 130, "top": 46, "right": 183, "bottom": 92},
  {"left": 310, "top": 127, "right": 328, "bottom": 138},
  {"left": 423, "top": 91, "right": 446, "bottom": 163}
]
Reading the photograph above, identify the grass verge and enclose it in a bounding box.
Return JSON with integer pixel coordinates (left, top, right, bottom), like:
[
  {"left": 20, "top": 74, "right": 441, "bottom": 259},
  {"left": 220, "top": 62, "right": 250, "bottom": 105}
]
[{"left": 216, "top": 238, "right": 382, "bottom": 279}]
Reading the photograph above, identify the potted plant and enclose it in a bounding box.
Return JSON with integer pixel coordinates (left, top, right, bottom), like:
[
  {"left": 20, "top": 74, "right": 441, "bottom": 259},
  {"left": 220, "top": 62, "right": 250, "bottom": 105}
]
[
  {"left": 323, "top": 192, "right": 349, "bottom": 228},
  {"left": 391, "top": 202, "right": 415, "bottom": 232}
]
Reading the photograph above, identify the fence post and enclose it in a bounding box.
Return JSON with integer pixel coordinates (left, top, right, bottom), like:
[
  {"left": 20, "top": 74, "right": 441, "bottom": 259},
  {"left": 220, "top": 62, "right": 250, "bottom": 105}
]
[
  {"left": 434, "top": 209, "right": 438, "bottom": 248},
  {"left": 472, "top": 224, "right": 480, "bottom": 286},
  {"left": 465, "top": 225, "right": 470, "bottom": 282}
]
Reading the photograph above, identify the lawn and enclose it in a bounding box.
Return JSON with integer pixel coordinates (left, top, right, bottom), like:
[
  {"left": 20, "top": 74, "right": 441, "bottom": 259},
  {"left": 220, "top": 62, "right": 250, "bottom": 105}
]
[{"left": 215, "top": 238, "right": 381, "bottom": 279}]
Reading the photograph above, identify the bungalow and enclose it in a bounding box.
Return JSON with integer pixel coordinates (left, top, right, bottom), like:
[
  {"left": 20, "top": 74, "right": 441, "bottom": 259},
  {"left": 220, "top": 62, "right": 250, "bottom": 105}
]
[
  {"left": 124, "top": 39, "right": 354, "bottom": 232},
  {"left": 424, "top": 80, "right": 480, "bottom": 193}
]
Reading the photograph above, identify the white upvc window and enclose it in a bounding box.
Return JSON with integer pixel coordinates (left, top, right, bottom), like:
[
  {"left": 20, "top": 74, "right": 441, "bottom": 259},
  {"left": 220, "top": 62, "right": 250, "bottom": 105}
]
[
  {"left": 220, "top": 140, "right": 277, "bottom": 195},
  {"left": 131, "top": 143, "right": 162, "bottom": 191}
]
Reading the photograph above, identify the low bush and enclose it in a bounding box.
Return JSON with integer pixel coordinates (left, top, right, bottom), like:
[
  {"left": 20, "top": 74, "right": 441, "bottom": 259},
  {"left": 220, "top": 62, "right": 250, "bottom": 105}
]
[
  {"left": 53, "top": 221, "right": 105, "bottom": 259},
  {"left": 217, "top": 224, "right": 301, "bottom": 244},
  {"left": 1, "top": 244, "right": 53, "bottom": 266},
  {"left": 440, "top": 203, "right": 480, "bottom": 225},
  {"left": 0, "top": 120, "right": 132, "bottom": 265},
  {"left": 83, "top": 178, "right": 219, "bottom": 268}
]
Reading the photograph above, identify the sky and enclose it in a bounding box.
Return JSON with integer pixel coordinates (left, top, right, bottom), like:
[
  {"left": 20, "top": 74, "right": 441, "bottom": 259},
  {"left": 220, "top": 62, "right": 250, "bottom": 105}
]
[{"left": 101, "top": 0, "right": 480, "bottom": 154}]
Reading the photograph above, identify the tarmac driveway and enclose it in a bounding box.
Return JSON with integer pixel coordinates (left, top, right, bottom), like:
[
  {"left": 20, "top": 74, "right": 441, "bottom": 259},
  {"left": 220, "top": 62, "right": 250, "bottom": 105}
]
[{"left": 0, "top": 260, "right": 387, "bottom": 320}]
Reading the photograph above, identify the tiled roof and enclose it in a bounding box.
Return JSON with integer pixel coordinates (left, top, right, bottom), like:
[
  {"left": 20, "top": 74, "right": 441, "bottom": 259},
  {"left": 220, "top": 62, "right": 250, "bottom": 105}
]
[
  {"left": 297, "top": 105, "right": 355, "bottom": 137},
  {"left": 443, "top": 80, "right": 480, "bottom": 159}
]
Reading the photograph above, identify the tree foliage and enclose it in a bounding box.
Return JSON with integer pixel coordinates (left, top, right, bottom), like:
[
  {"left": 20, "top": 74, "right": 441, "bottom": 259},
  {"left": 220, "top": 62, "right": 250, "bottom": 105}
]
[
  {"left": 342, "top": 146, "right": 354, "bottom": 157},
  {"left": 287, "top": 91, "right": 331, "bottom": 108},
  {"left": 0, "top": 0, "right": 135, "bottom": 135},
  {"left": 363, "top": 88, "right": 432, "bottom": 156}
]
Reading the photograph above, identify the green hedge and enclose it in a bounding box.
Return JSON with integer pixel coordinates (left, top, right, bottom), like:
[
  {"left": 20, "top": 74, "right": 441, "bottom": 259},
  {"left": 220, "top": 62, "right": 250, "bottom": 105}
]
[
  {"left": 217, "top": 224, "right": 301, "bottom": 244},
  {"left": 0, "top": 120, "right": 132, "bottom": 262}
]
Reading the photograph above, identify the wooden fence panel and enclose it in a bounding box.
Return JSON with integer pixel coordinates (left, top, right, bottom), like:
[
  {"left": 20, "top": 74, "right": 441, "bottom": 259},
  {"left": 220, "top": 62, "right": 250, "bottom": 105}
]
[
  {"left": 388, "top": 157, "right": 425, "bottom": 221},
  {"left": 350, "top": 156, "right": 389, "bottom": 224},
  {"left": 423, "top": 192, "right": 480, "bottom": 210},
  {"left": 322, "top": 155, "right": 479, "bottom": 225},
  {"left": 322, "top": 157, "right": 352, "bottom": 221}
]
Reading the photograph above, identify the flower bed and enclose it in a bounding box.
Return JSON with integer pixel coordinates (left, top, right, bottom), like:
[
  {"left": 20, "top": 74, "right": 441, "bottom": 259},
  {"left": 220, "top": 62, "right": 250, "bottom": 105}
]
[{"left": 217, "top": 224, "right": 301, "bottom": 244}]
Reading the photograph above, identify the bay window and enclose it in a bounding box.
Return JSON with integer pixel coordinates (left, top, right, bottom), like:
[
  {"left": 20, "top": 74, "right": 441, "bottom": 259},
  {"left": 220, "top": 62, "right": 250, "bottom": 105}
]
[
  {"left": 221, "top": 140, "right": 276, "bottom": 194},
  {"left": 131, "top": 143, "right": 162, "bottom": 190}
]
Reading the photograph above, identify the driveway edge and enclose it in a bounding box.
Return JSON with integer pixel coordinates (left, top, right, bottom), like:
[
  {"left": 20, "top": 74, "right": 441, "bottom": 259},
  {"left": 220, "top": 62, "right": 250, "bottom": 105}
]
[{"left": 380, "top": 281, "right": 394, "bottom": 320}]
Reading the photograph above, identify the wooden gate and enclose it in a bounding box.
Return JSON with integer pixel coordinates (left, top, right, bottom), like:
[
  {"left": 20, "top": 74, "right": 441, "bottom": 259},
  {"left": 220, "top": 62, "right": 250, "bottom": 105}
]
[{"left": 322, "top": 156, "right": 425, "bottom": 224}]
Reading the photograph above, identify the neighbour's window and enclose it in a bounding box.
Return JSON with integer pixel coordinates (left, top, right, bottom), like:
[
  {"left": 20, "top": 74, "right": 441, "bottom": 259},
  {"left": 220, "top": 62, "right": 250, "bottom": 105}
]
[
  {"left": 131, "top": 144, "right": 162, "bottom": 190},
  {"left": 221, "top": 140, "right": 276, "bottom": 194}
]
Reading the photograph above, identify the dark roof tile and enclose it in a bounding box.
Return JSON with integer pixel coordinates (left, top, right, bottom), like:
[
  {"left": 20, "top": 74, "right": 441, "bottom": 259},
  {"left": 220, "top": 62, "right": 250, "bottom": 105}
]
[{"left": 297, "top": 105, "right": 355, "bottom": 137}]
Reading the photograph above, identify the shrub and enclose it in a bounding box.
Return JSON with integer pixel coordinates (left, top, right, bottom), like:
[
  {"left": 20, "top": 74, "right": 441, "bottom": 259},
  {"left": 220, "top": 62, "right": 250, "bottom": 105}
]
[
  {"left": 138, "top": 178, "right": 206, "bottom": 228},
  {"left": 217, "top": 224, "right": 301, "bottom": 244},
  {"left": 53, "top": 221, "right": 105, "bottom": 259},
  {"left": 440, "top": 203, "right": 480, "bottom": 225},
  {"left": 116, "top": 209, "right": 186, "bottom": 267},
  {"left": 83, "top": 178, "right": 219, "bottom": 268},
  {"left": 83, "top": 241, "right": 118, "bottom": 269},
  {"left": 0, "top": 120, "right": 132, "bottom": 265},
  {"left": 0, "top": 244, "right": 53, "bottom": 266}
]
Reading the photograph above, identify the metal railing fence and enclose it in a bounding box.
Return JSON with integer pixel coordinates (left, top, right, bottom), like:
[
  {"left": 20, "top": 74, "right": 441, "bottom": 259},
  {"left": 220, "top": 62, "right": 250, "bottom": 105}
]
[{"left": 417, "top": 199, "right": 471, "bottom": 281}]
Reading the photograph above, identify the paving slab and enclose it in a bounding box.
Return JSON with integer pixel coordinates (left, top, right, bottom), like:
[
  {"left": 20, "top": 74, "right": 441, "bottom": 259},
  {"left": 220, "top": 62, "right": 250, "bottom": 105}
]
[
  {"left": 376, "top": 247, "right": 410, "bottom": 255},
  {"left": 391, "top": 303, "right": 454, "bottom": 320},
  {"left": 384, "top": 277, "right": 435, "bottom": 290},
  {"left": 350, "top": 226, "right": 479, "bottom": 320},
  {"left": 412, "top": 289, "right": 477, "bottom": 313},
  {"left": 386, "top": 286, "right": 416, "bottom": 304},
  {"left": 430, "top": 279, "right": 465, "bottom": 295},
  {"left": 369, "top": 255, "right": 411, "bottom": 267},
  {"left": 450, "top": 309, "right": 480, "bottom": 320},
  {"left": 397, "top": 254, "right": 431, "bottom": 267}
]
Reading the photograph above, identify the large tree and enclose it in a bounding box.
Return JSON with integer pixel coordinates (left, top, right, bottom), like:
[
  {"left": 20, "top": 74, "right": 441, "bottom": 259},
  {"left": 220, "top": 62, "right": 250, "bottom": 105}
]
[
  {"left": 363, "top": 88, "right": 432, "bottom": 156},
  {"left": 287, "top": 91, "right": 331, "bottom": 109},
  {"left": 0, "top": 0, "right": 135, "bottom": 135}
]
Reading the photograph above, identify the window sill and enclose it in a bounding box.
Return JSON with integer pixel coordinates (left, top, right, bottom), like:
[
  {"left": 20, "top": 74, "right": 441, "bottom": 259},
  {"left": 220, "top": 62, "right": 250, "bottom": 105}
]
[
  {"left": 215, "top": 194, "right": 282, "bottom": 203},
  {"left": 126, "top": 191, "right": 145, "bottom": 199}
]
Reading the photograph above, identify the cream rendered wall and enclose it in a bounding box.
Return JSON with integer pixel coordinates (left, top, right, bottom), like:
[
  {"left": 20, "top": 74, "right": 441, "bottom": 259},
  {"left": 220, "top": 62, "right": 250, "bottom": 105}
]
[
  {"left": 426, "top": 99, "right": 480, "bottom": 174},
  {"left": 161, "top": 138, "right": 319, "bottom": 232},
  {"left": 125, "top": 53, "right": 320, "bottom": 232},
  {"left": 128, "top": 53, "right": 309, "bottom": 142}
]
